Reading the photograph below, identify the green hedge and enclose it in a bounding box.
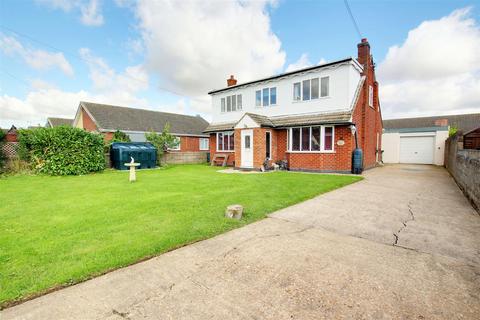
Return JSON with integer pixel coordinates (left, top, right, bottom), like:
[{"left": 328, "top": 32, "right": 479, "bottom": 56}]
[{"left": 18, "top": 126, "right": 105, "bottom": 175}]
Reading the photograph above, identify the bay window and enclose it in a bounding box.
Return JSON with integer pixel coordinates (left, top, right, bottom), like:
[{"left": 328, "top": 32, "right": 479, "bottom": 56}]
[
  {"left": 288, "top": 126, "right": 334, "bottom": 152},
  {"left": 217, "top": 131, "right": 234, "bottom": 151}
]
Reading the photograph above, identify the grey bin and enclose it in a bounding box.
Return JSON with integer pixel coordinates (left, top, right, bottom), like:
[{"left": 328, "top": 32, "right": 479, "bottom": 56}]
[{"left": 110, "top": 142, "right": 157, "bottom": 170}]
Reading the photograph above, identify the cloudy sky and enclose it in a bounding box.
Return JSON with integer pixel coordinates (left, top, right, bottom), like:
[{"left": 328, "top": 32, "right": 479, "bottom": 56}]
[{"left": 0, "top": 0, "right": 479, "bottom": 128}]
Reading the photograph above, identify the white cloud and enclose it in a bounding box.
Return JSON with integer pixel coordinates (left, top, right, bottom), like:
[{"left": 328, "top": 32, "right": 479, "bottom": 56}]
[
  {"left": 36, "top": 0, "right": 104, "bottom": 26},
  {"left": 378, "top": 7, "right": 480, "bottom": 118},
  {"left": 80, "top": 0, "right": 104, "bottom": 26},
  {"left": 0, "top": 50, "right": 151, "bottom": 128},
  {"left": 285, "top": 53, "right": 311, "bottom": 72},
  {"left": 285, "top": 54, "right": 327, "bottom": 72},
  {"left": 133, "top": 0, "right": 286, "bottom": 113},
  {"left": 0, "top": 35, "right": 74, "bottom": 76}
]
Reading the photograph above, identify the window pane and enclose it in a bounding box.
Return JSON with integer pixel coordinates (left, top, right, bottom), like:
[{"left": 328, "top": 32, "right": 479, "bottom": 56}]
[
  {"left": 302, "top": 80, "right": 310, "bottom": 101},
  {"left": 292, "top": 128, "right": 300, "bottom": 151},
  {"left": 262, "top": 88, "right": 269, "bottom": 106},
  {"left": 244, "top": 135, "right": 250, "bottom": 149},
  {"left": 324, "top": 127, "right": 333, "bottom": 150},
  {"left": 227, "top": 96, "right": 231, "bottom": 112},
  {"left": 229, "top": 132, "right": 235, "bottom": 150},
  {"left": 369, "top": 85, "right": 373, "bottom": 107},
  {"left": 321, "top": 77, "right": 329, "bottom": 97},
  {"left": 237, "top": 94, "right": 242, "bottom": 110},
  {"left": 223, "top": 133, "right": 229, "bottom": 150},
  {"left": 255, "top": 90, "right": 261, "bottom": 106},
  {"left": 270, "top": 87, "right": 276, "bottom": 105},
  {"left": 311, "top": 127, "right": 321, "bottom": 151},
  {"left": 221, "top": 98, "right": 225, "bottom": 112},
  {"left": 217, "top": 133, "right": 223, "bottom": 150},
  {"left": 231, "top": 94, "right": 236, "bottom": 111},
  {"left": 301, "top": 127, "right": 310, "bottom": 151},
  {"left": 311, "top": 78, "right": 319, "bottom": 99},
  {"left": 293, "top": 83, "right": 301, "bottom": 101}
]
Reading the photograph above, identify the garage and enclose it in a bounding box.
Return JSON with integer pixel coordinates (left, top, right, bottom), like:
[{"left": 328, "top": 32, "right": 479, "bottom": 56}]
[{"left": 399, "top": 136, "right": 434, "bottom": 164}]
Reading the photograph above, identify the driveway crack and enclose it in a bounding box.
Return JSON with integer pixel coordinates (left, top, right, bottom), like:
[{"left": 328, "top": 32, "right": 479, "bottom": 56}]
[{"left": 393, "top": 201, "right": 415, "bottom": 246}]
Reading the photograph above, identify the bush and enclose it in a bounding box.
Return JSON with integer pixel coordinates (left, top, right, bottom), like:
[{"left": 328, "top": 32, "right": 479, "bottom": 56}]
[
  {"left": 145, "top": 123, "right": 178, "bottom": 165},
  {"left": 18, "top": 126, "right": 105, "bottom": 175}
]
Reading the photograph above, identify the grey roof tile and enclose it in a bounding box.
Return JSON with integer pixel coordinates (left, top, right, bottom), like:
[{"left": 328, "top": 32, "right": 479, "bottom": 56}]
[
  {"left": 383, "top": 113, "right": 480, "bottom": 133},
  {"left": 81, "top": 101, "right": 209, "bottom": 136},
  {"left": 47, "top": 117, "right": 73, "bottom": 127}
]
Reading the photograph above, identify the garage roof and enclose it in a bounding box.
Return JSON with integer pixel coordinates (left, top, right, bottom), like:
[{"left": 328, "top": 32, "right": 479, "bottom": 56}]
[{"left": 383, "top": 113, "right": 480, "bottom": 133}]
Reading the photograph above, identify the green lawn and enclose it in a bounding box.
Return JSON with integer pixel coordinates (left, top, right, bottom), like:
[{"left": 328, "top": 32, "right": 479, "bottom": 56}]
[{"left": 0, "top": 165, "right": 361, "bottom": 306}]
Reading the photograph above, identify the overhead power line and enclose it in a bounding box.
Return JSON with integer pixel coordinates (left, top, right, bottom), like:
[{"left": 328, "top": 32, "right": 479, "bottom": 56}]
[
  {"left": 344, "top": 0, "right": 363, "bottom": 39},
  {"left": 0, "top": 25, "right": 207, "bottom": 104}
]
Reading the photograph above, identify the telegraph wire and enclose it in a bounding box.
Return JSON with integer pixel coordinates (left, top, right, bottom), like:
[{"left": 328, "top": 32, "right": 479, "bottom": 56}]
[{"left": 344, "top": 0, "right": 363, "bottom": 39}]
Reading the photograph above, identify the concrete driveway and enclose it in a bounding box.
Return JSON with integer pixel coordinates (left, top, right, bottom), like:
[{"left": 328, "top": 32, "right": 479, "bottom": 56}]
[{"left": 3, "top": 165, "right": 480, "bottom": 319}]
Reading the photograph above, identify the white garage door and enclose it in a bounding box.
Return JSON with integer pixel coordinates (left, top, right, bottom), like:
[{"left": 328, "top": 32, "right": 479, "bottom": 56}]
[{"left": 399, "top": 136, "right": 434, "bottom": 164}]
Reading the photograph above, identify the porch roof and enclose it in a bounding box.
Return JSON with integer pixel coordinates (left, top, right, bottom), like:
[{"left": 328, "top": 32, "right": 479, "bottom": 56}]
[{"left": 204, "top": 111, "right": 353, "bottom": 133}]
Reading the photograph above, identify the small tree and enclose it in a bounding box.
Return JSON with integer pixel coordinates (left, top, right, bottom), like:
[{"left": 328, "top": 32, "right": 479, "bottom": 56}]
[
  {"left": 111, "top": 130, "right": 131, "bottom": 143},
  {"left": 449, "top": 126, "right": 458, "bottom": 137},
  {"left": 145, "top": 123, "right": 179, "bottom": 165}
]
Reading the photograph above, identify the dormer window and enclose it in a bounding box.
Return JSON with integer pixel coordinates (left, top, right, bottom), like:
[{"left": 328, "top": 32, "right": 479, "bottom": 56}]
[
  {"left": 256, "top": 87, "right": 277, "bottom": 107},
  {"left": 293, "top": 77, "right": 329, "bottom": 101},
  {"left": 221, "top": 94, "right": 242, "bottom": 113}
]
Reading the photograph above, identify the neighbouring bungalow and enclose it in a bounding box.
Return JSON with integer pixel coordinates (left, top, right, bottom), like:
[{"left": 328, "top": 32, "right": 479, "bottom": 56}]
[
  {"left": 72, "top": 101, "right": 210, "bottom": 163},
  {"left": 46, "top": 117, "right": 73, "bottom": 128},
  {"left": 204, "top": 38, "right": 382, "bottom": 172}
]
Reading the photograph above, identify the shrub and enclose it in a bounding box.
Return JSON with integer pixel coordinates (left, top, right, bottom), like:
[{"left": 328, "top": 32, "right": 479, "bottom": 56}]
[
  {"left": 18, "top": 126, "right": 105, "bottom": 175},
  {"left": 449, "top": 126, "right": 458, "bottom": 137},
  {"left": 145, "top": 123, "right": 178, "bottom": 165},
  {"left": 111, "top": 130, "right": 131, "bottom": 143}
]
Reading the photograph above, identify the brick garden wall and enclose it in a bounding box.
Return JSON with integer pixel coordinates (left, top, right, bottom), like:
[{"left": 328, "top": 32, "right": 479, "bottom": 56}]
[
  {"left": 445, "top": 134, "right": 480, "bottom": 212},
  {"left": 161, "top": 151, "right": 208, "bottom": 165}
]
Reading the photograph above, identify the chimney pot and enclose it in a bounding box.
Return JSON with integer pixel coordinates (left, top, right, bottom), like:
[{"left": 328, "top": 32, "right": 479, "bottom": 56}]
[{"left": 227, "top": 75, "right": 237, "bottom": 87}]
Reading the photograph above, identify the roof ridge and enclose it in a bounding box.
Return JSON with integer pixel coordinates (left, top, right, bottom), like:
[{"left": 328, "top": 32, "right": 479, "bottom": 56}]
[{"left": 384, "top": 113, "right": 480, "bottom": 121}]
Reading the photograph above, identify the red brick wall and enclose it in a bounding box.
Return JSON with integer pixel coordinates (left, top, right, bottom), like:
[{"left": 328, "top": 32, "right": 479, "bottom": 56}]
[
  {"left": 209, "top": 133, "right": 235, "bottom": 166},
  {"left": 82, "top": 109, "right": 98, "bottom": 132},
  {"left": 352, "top": 39, "right": 383, "bottom": 170},
  {"left": 170, "top": 136, "right": 208, "bottom": 152},
  {"left": 5, "top": 132, "right": 17, "bottom": 142},
  {"left": 286, "top": 126, "right": 354, "bottom": 172}
]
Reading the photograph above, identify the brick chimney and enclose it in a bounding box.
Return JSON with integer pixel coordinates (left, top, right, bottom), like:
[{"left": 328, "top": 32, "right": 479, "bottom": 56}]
[
  {"left": 227, "top": 75, "right": 237, "bottom": 87},
  {"left": 357, "top": 38, "right": 371, "bottom": 68},
  {"left": 434, "top": 119, "right": 448, "bottom": 127}
]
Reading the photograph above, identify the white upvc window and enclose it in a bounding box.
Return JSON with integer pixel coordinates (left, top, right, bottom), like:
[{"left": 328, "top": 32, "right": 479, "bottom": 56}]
[
  {"left": 169, "top": 136, "right": 181, "bottom": 151},
  {"left": 216, "top": 131, "right": 235, "bottom": 151},
  {"left": 294, "top": 76, "right": 329, "bottom": 101},
  {"left": 222, "top": 94, "right": 242, "bottom": 113},
  {"left": 256, "top": 87, "right": 277, "bottom": 107},
  {"left": 199, "top": 138, "right": 209, "bottom": 150},
  {"left": 369, "top": 85, "right": 373, "bottom": 107},
  {"left": 288, "top": 126, "right": 334, "bottom": 153}
]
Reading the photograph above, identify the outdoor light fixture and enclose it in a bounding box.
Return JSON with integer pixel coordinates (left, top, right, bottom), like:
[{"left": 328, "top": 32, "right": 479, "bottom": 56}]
[{"left": 350, "top": 124, "right": 357, "bottom": 135}]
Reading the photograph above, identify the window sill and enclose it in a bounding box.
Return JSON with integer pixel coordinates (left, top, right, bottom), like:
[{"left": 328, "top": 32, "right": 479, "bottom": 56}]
[
  {"left": 287, "top": 151, "right": 335, "bottom": 154},
  {"left": 292, "top": 96, "right": 330, "bottom": 103},
  {"left": 216, "top": 150, "right": 235, "bottom": 153}
]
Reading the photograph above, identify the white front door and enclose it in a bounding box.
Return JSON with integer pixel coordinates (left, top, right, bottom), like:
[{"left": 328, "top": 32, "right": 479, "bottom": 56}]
[
  {"left": 399, "top": 136, "right": 434, "bottom": 164},
  {"left": 241, "top": 129, "right": 253, "bottom": 168}
]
